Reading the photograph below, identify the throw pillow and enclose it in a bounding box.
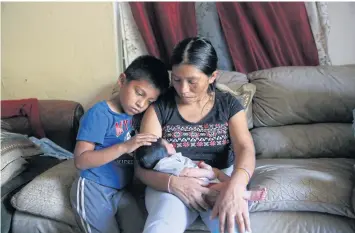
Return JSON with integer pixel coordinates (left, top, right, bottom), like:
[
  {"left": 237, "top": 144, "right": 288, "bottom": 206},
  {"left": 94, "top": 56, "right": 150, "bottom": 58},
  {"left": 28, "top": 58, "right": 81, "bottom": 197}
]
[
  {"left": 1, "top": 157, "right": 27, "bottom": 187},
  {"left": 216, "top": 70, "right": 248, "bottom": 87},
  {"left": 216, "top": 83, "right": 256, "bottom": 129},
  {"left": 1, "top": 132, "right": 43, "bottom": 186},
  {"left": 11, "top": 159, "right": 78, "bottom": 226},
  {"left": 249, "top": 158, "right": 355, "bottom": 218}
]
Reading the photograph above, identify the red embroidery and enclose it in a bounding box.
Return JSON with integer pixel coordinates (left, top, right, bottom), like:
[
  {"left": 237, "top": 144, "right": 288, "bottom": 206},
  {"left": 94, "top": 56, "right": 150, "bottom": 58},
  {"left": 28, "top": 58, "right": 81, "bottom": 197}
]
[{"left": 163, "top": 123, "right": 229, "bottom": 149}]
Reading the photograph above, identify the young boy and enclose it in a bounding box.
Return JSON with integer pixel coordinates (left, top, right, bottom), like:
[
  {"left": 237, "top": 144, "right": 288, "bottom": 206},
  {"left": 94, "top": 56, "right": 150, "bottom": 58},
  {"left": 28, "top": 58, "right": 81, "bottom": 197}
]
[
  {"left": 70, "top": 55, "right": 170, "bottom": 233},
  {"left": 135, "top": 138, "right": 267, "bottom": 207}
]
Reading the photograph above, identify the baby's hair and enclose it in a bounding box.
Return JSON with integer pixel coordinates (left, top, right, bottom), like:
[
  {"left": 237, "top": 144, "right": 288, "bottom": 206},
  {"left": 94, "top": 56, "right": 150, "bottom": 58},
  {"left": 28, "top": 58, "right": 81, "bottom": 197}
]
[
  {"left": 125, "top": 55, "right": 170, "bottom": 94},
  {"left": 135, "top": 138, "right": 168, "bottom": 169}
]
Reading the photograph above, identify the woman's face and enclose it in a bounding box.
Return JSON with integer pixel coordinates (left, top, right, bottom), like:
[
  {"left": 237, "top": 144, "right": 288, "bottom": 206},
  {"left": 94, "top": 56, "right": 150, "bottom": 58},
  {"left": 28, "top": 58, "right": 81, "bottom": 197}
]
[{"left": 171, "top": 64, "right": 216, "bottom": 104}]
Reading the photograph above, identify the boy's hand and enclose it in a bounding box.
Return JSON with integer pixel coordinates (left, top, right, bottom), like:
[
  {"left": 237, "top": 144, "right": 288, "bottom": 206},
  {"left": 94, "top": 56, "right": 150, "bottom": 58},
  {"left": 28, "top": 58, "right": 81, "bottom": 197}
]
[{"left": 122, "top": 133, "right": 158, "bottom": 154}]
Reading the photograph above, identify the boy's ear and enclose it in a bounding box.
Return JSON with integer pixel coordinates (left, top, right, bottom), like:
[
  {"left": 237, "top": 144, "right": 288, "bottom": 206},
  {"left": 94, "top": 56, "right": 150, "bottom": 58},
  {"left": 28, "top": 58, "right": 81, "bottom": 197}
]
[{"left": 118, "top": 73, "right": 127, "bottom": 87}]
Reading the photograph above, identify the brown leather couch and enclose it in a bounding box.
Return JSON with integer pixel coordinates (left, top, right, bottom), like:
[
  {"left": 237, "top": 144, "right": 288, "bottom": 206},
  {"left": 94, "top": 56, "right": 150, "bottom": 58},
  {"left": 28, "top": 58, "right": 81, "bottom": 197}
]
[{"left": 1, "top": 100, "right": 84, "bottom": 233}]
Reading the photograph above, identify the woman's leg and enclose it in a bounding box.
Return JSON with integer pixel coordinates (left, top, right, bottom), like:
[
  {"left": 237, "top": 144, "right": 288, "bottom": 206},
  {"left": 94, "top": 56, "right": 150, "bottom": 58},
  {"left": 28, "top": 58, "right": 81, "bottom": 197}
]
[
  {"left": 115, "top": 189, "right": 146, "bottom": 233},
  {"left": 201, "top": 165, "right": 252, "bottom": 233},
  {"left": 70, "top": 176, "right": 123, "bottom": 233},
  {"left": 143, "top": 187, "right": 199, "bottom": 233}
]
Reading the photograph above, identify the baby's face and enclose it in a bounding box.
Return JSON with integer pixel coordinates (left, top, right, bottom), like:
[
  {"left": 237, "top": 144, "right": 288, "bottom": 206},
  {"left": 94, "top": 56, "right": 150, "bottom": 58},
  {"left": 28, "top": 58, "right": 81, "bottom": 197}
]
[{"left": 161, "top": 139, "right": 176, "bottom": 155}]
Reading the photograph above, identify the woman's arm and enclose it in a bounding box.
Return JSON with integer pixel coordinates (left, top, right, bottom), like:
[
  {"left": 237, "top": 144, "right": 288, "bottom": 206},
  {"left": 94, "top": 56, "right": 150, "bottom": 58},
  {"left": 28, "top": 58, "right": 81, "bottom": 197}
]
[
  {"left": 135, "top": 105, "right": 169, "bottom": 191},
  {"left": 228, "top": 110, "right": 255, "bottom": 186},
  {"left": 211, "top": 110, "right": 255, "bottom": 233}
]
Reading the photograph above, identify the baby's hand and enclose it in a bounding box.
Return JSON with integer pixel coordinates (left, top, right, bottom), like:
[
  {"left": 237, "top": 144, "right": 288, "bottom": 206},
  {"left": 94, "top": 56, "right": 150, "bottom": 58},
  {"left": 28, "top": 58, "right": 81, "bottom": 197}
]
[
  {"left": 122, "top": 133, "right": 158, "bottom": 154},
  {"left": 179, "top": 167, "right": 216, "bottom": 180},
  {"left": 197, "top": 161, "right": 213, "bottom": 171}
]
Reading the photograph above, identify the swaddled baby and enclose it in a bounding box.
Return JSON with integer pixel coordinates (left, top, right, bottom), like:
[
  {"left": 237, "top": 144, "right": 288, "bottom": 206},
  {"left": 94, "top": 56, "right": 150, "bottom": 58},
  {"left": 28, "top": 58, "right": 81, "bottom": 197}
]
[{"left": 135, "top": 138, "right": 267, "bottom": 206}]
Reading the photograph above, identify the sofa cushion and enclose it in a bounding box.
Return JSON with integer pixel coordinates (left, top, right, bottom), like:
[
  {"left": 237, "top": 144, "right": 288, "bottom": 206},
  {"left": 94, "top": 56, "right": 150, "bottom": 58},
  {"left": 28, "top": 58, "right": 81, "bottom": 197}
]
[
  {"left": 353, "top": 165, "right": 355, "bottom": 213},
  {"left": 250, "top": 211, "right": 355, "bottom": 233},
  {"left": 248, "top": 65, "right": 355, "bottom": 127},
  {"left": 251, "top": 123, "right": 355, "bottom": 159},
  {"left": 216, "top": 83, "right": 256, "bottom": 129},
  {"left": 249, "top": 158, "right": 355, "bottom": 218},
  {"left": 11, "top": 159, "right": 78, "bottom": 226}
]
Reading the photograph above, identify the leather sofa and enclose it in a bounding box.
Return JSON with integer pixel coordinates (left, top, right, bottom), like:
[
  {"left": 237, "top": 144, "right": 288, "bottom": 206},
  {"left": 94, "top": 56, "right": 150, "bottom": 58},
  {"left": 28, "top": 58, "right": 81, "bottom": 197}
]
[{"left": 3, "top": 65, "right": 355, "bottom": 233}]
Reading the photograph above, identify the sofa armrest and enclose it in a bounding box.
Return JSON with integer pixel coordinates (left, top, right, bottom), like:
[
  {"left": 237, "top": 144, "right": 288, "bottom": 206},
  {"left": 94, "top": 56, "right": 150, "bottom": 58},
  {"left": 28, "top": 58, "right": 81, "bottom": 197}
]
[{"left": 1, "top": 100, "right": 84, "bottom": 152}]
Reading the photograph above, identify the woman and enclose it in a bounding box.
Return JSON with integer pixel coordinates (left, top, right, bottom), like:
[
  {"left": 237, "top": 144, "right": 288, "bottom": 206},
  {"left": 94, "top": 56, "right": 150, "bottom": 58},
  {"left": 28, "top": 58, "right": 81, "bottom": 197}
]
[{"left": 135, "top": 37, "right": 255, "bottom": 233}]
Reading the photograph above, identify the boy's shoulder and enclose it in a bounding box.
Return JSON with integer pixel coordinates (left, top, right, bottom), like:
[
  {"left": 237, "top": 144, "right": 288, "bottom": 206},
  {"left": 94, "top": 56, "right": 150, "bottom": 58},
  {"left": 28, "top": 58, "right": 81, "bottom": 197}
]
[
  {"left": 87, "top": 100, "right": 108, "bottom": 112},
  {"left": 80, "top": 101, "right": 110, "bottom": 124}
]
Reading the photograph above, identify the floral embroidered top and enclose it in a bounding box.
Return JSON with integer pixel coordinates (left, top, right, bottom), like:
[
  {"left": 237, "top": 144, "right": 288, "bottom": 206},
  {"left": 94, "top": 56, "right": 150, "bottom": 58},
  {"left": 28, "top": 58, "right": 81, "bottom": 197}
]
[{"left": 153, "top": 89, "right": 244, "bottom": 169}]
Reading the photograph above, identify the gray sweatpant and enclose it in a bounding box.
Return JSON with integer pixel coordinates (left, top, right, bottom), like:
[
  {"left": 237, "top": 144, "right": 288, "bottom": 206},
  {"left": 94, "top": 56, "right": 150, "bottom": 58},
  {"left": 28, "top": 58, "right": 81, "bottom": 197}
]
[
  {"left": 70, "top": 176, "right": 145, "bottom": 233},
  {"left": 143, "top": 165, "right": 248, "bottom": 233}
]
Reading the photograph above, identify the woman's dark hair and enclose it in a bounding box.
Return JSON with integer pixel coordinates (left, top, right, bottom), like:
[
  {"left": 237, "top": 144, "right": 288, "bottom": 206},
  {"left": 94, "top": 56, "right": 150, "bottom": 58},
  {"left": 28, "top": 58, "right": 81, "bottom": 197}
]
[
  {"left": 171, "top": 37, "right": 218, "bottom": 80},
  {"left": 125, "top": 55, "right": 170, "bottom": 94},
  {"left": 135, "top": 138, "right": 168, "bottom": 169}
]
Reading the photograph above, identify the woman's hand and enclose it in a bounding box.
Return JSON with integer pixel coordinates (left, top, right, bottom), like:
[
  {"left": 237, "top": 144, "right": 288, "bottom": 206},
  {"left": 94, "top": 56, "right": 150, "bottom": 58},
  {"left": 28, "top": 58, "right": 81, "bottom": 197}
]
[
  {"left": 211, "top": 182, "right": 251, "bottom": 233},
  {"left": 170, "top": 176, "right": 216, "bottom": 212}
]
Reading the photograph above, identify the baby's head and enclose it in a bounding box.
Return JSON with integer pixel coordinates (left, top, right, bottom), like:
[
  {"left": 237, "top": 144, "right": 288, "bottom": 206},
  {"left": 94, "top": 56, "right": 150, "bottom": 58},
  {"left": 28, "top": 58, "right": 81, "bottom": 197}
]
[{"left": 135, "top": 138, "right": 176, "bottom": 169}]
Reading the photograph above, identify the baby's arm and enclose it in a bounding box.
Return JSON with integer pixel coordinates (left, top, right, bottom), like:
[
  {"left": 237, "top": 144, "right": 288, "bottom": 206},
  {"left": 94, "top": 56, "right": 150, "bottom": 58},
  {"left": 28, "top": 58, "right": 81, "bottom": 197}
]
[
  {"left": 213, "top": 168, "right": 231, "bottom": 182},
  {"left": 197, "top": 161, "right": 231, "bottom": 182}
]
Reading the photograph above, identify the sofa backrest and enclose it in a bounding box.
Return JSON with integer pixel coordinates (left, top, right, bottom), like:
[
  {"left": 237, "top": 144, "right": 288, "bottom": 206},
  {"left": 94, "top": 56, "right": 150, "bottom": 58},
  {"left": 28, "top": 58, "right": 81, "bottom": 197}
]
[
  {"left": 248, "top": 65, "right": 355, "bottom": 159},
  {"left": 248, "top": 65, "right": 355, "bottom": 127}
]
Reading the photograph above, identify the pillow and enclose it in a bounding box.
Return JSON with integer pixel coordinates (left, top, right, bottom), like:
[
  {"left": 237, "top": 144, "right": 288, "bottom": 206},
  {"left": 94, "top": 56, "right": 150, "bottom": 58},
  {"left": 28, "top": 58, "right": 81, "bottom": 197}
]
[
  {"left": 1, "top": 157, "right": 27, "bottom": 186},
  {"left": 249, "top": 158, "right": 355, "bottom": 218},
  {"left": 216, "top": 70, "right": 248, "bottom": 87},
  {"left": 1, "top": 132, "right": 43, "bottom": 186},
  {"left": 216, "top": 82, "right": 256, "bottom": 129},
  {"left": 11, "top": 159, "right": 78, "bottom": 226}
]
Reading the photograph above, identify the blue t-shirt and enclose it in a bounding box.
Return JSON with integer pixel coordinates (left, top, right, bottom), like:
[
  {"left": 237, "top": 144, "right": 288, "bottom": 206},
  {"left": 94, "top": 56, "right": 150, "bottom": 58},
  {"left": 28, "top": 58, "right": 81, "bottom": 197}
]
[{"left": 77, "top": 101, "right": 134, "bottom": 189}]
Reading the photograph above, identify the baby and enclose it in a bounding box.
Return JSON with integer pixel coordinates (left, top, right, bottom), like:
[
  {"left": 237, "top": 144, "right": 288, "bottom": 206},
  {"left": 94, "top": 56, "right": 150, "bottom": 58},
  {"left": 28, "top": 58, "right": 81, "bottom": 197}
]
[{"left": 135, "top": 138, "right": 267, "bottom": 206}]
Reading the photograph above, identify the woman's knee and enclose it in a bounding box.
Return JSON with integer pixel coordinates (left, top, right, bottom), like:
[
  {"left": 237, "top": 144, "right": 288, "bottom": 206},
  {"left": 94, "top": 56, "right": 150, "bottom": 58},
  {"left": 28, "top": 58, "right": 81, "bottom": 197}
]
[
  {"left": 144, "top": 188, "right": 198, "bottom": 233},
  {"left": 145, "top": 187, "right": 187, "bottom": 213}
]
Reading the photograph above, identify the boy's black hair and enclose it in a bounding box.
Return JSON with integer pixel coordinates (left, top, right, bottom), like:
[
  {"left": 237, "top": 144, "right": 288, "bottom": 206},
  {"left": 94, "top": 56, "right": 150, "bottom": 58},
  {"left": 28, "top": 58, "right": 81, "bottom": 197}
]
[
  {"left": 135, "top": 138, "right": 168, "bottom": 169},
  {"left": 125, "top": 55, "right": 170, "bottom": 94}
]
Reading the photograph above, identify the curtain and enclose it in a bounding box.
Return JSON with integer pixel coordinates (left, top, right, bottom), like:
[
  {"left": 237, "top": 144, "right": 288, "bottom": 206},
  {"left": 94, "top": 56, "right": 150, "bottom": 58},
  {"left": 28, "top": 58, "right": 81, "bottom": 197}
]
[
  {"left": 129, "top": 2, "right": 197, "bottom": 66},
  {"left": 118, "top": 2, "right": 147, "bottom": 68},
  {"left": 216, "top": 2, "right": 319, "bottom": 73},
  {"left": 305, "top": 2, "right": 332, "bottom": 65},
  {"left": 195, "top": 2, "right": 234, "bottom": 71}
]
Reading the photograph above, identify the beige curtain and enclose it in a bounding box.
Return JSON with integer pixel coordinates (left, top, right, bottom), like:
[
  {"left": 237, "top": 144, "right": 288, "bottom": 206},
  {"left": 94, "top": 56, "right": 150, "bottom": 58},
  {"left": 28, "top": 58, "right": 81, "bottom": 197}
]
[
  {"left": 305, "top": 2, "right": 332, "bottom": 65},
  {"left": 113, "top": 3, "right": 148, "bottom": 95},
  {"left": 118, "top": 2, "right": 147, "bottom": 69}
]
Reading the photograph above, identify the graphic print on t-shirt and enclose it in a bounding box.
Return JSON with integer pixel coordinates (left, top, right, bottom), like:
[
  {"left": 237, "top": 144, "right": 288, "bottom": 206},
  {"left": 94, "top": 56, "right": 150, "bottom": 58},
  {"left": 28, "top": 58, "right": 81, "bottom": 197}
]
[{"left": 115, "top": 119, "right": 131, "bottom": 137}]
